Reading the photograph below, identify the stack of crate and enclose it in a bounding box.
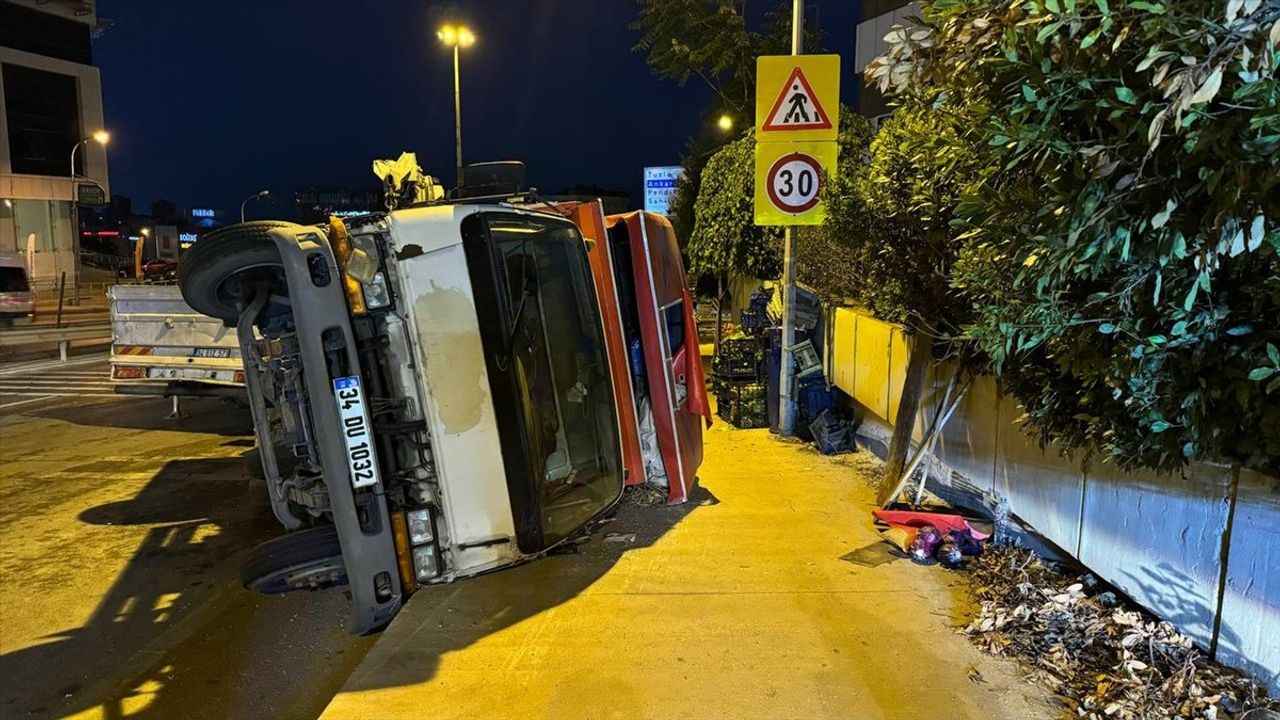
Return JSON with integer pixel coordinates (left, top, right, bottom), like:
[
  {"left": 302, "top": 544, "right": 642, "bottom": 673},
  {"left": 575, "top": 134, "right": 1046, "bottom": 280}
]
[{"left": 713, "top": 337, "right": 769, "bottom": 429}]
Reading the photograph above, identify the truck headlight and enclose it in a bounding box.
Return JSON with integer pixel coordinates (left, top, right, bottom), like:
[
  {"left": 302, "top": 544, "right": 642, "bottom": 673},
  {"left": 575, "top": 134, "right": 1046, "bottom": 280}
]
[
  {"left": 412, "top": 545, "right": 439, "bottom": 581},
  {"left": 406, "top": 508, "right": 434, "bottom": 545},
  {"left": 362, "top": 272, "right": 391, "bottom": 309}
]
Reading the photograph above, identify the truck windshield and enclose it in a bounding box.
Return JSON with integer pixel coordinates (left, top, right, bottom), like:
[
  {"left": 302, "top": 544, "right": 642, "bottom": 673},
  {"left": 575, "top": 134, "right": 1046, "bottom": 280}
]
[{"left": 480, "top": 212, "right": 622, "bottom": 547}]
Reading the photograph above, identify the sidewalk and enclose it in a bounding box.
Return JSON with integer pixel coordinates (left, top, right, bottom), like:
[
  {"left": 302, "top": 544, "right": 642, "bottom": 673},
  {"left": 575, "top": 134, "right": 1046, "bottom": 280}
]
[{"left": 320, "top": 422, "right": 1055, "bottom": 720}]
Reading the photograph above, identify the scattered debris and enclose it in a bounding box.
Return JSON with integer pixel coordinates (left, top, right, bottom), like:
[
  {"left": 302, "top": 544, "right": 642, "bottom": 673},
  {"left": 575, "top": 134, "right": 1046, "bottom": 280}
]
[
  {"left": 936, "top": 540, "right": 963, "bottom": 569},
  {"left": 961, "top": 547, "right": 1278, "bottom": 720},
  {"left": 603, "top": 532, "right": 637, "bottom": 544},
  {"left": 909, "top": 524, "right": 944, "bottom": 563},
  {"left": 966, "top": 665, "right": 987, "bottom": 684},
  {"left": 840, "top": 542, "right": 901, "bottom": 568},
  {"left": 874, "top": 509, "right": 988, "bottom": 568},
  {"left": 808, "top": 409, "right": 855, "bottom": 455},
  {"left": 624, "top": 484, "right": 667, "bottom": 506}
]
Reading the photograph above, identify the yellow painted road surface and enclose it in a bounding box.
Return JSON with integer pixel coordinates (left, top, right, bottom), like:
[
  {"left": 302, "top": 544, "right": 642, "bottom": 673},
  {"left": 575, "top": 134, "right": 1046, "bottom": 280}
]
[
  {"left": 322, "top": 421, "right": 1055, "bottom": 720},
  {"left": 0, "top": 357, "right": 372, "bottom": 720}
]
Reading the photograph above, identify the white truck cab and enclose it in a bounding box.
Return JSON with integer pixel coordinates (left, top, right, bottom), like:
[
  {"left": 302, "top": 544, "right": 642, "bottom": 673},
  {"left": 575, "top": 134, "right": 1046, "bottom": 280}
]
[{"left": 179, "top": 200, "right": 624, "bottom": 633}]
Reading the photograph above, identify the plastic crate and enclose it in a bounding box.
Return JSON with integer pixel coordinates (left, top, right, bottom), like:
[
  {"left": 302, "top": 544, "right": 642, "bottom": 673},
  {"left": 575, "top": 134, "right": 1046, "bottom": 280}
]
[
  {"left": 715, "top": 338, "right": 763, "bottom": 381},
  {"left": 715, "top": 381, "right": 770, "bottom": 429},
  {"left": 798, "top": 376, "right": 834, "bottom": 423}
]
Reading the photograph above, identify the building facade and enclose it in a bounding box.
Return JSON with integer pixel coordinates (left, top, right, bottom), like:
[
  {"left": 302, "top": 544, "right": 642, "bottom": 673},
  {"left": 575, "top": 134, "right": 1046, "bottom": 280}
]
[
  {"left": 853, "top": 0, "right": 919, "bottom": 120},
  {"left": 0, "top": 0, "right": 110, "bottom": 286}
]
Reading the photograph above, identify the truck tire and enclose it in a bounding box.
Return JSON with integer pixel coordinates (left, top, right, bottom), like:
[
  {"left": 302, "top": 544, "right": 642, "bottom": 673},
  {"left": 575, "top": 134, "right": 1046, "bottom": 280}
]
[
  {"left": 240, "top": 525, "right": 348, "bottom": 594},
  {"left": 178, "top": 221, "right": 300, "bottom": 322}
]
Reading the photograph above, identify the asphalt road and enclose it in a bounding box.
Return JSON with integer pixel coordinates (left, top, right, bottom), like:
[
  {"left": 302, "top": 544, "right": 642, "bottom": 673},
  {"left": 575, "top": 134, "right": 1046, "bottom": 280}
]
[{"left": 0, "top": 355, "right": 375, "bottom": 720}]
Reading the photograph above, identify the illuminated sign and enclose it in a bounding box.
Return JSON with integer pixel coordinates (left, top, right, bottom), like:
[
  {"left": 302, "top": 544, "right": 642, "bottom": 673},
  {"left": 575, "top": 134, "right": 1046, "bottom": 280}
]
[
  {"left": 179, "top": 233, "right": 199, "bottom": 243},
  {"left": 330, "top": 210, "right": 370, "bottom": 218},
  {"left": 643, "top": 166, "right": 683, "bottom": 216},
  {"left": 191, "top": 208, "right": 215, "bottom": 218}
]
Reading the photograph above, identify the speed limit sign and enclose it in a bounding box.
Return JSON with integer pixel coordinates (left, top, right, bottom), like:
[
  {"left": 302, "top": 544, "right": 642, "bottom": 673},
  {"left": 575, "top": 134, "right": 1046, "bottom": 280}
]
[
  {"left": 766, "top": 153, "right": 822, "bottom": 213},
  {"left": 754, "top": 140, "right": 837, "bottom": 225}
]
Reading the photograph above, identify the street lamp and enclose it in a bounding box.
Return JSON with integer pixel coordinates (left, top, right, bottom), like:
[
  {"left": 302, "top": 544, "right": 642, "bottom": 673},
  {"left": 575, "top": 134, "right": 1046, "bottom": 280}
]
[
  {"left": 240, "top": 189, "right": 270, "bottom": 222},
  {"left": 70, "top": 131, "right": 110, "bottom": 180},
  {"left": 69, "top": 130, "right": 109, "bottom": 304},
  {"left": 437, "top": 23, "right": 475, "bottom": 189},
  {"left": 717, "top": 114, "right": 734, "bottom": 132}
]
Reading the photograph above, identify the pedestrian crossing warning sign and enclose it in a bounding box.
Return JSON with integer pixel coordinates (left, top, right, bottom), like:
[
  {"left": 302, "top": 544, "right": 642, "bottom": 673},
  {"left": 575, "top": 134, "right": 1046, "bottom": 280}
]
[
  {"left": 762, "top": 67, "right": 831, "bottom": 131},
  {"left": 755, "top": 54, "right": 840, "bottom": 142}
]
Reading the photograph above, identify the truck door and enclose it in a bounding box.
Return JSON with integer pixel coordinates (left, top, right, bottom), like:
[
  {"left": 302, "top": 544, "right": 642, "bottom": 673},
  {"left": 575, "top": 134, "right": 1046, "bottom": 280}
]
[
  {"left": 569, "top": 202, "right": 646, "bottom": 489},
  {"left": 605, "top": 212, "right": 708, "bottom": 504}
]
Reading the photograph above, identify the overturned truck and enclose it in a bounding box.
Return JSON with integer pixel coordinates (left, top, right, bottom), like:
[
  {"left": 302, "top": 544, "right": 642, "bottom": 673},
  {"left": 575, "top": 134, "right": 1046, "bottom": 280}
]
[{"left": 178, "top": 188, "right": 708, "bottom": 633}]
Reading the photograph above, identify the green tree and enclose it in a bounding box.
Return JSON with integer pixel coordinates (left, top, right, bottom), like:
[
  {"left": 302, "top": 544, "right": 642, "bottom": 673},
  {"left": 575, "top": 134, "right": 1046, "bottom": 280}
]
[
  {"left": 868, "top": 0, "right": 1280, "bottom": 473},
  {"left": 687, "top": 134, "right": 783, "bottom": 280}
]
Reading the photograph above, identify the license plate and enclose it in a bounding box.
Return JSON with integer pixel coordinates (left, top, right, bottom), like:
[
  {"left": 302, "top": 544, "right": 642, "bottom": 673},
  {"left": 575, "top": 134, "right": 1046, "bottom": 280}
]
[
  {"left": 191, "top": 347, "right": 233, "bottom": 358},
  {"left": 332, "top": 375, "right": 380, "bottom": 489}
]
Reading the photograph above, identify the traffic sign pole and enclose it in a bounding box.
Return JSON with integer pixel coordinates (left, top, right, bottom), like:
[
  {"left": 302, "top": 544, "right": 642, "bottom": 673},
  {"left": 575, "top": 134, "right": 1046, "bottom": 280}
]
[{"left": 778, "top": 0, "right": 802, "bottom": 437}]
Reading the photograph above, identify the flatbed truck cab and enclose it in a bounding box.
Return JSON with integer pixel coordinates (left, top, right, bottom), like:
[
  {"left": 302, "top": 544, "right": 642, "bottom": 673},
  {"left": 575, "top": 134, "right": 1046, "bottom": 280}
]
[{"left": 179, "top": 203, "right": 624, "bottom": 633}]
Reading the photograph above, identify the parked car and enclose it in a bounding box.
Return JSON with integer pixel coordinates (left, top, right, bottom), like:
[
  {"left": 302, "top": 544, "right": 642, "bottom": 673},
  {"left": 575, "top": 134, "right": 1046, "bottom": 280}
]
[
  {"left": 178, "top": 183, "right": 708, "bottom": 633},
  {"left": 0, "top": 253, "right": 35, "bottom": 327},
  {"left": 141, "top": 258, "right": 177, "bottom": 282}
]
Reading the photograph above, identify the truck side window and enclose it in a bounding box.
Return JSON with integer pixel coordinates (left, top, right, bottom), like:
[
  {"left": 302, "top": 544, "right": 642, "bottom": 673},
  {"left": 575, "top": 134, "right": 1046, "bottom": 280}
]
[{"left": 660, "top": 299, "right": 687, "bottom": 406}]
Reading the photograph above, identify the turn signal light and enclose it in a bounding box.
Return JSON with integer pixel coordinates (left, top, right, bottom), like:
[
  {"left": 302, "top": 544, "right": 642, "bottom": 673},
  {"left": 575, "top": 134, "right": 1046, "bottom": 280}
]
[
  {"left": 328, "top": 216, "right": 368, "bottom": 316},
  {"left": 389, "top": 512, "right": 417, "bottom": 591}
]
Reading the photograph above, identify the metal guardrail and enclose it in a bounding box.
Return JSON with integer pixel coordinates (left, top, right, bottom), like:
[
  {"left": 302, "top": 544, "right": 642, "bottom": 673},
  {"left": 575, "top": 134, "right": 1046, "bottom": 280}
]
[
  {"left": 0, "top": 322, "right": 112, "bottom": 361},
  {"left": 31, "top": 280, "right": 122, "bottom": 298}
]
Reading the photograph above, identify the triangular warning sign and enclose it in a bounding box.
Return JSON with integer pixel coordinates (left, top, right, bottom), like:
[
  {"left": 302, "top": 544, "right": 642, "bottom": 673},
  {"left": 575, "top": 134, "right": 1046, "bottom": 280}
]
[{"left": 762, "top": 66, "right": 832, "bottom": 132}]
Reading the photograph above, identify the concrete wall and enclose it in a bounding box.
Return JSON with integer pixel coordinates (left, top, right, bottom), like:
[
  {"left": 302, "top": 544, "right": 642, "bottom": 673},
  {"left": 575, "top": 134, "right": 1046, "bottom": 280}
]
[{"left": 829, "top": 306, "right": 1280, "bottom": 694}]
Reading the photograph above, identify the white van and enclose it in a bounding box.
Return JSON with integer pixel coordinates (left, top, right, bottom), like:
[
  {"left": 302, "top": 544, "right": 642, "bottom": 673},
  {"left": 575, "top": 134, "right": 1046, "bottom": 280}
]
[{"left": 0, "top": 253, "right": 35, "bottom": 326}]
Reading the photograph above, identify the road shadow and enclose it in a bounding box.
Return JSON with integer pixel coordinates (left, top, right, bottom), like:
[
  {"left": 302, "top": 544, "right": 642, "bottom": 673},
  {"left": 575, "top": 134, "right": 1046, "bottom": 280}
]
[
  {"left": 0, "top": 453, "right": 712, "bottom": 719},
  {"left": 0, "top": 453, "right": 280, "bottom": 719},
  {"left": 338, "top": 484, "right": 717, "bottom": 695},
  {"left": 30, "top": 396, "right": 252, "bottom": 436}
]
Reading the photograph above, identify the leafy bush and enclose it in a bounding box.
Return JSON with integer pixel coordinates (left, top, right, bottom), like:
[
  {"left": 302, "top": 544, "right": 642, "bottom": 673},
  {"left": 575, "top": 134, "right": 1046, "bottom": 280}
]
[
  {"left": 824, "top": 97, "right": 993, "bottom": 340},
  {"left": 687, "top": 135, "right": 783, "bottom": 279},
  {"left": 865, "top": 0, "right": 1280, "bottom": 472}
]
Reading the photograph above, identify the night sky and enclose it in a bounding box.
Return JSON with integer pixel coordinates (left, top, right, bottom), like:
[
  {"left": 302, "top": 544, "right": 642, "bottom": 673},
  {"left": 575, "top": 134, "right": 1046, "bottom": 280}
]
[{"left": 94, "top": 0, "right": 859, "bottom": 218}]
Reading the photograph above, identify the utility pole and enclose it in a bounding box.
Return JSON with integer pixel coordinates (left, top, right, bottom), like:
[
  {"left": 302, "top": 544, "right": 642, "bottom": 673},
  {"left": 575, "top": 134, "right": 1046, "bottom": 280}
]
[{"left": 778, "top": 0, "right": 802, "bottom": 436}]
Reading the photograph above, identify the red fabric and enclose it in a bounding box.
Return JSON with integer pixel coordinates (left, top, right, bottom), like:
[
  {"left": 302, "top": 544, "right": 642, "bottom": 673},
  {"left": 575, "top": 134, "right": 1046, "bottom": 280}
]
[
  {"left": 872, "top": 509, "right": 991, "bottom": 540},
  {"left": 682, "top": 288, "right": 713, "bottom": 428}
]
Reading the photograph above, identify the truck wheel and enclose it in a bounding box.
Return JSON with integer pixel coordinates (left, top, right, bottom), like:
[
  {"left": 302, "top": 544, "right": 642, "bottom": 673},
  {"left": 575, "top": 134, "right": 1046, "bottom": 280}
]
[
  {"left": 178, "top": 221, "right": 300, "bottom": 322},
  {"left": 240, "top": 525, "right": 347, "bottom": 594}
]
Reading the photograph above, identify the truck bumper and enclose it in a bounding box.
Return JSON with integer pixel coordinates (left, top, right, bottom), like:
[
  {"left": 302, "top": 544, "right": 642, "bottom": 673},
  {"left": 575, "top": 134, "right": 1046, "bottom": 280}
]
[{"left": 262, "top": 226, "right": 403, "bottom": 633}]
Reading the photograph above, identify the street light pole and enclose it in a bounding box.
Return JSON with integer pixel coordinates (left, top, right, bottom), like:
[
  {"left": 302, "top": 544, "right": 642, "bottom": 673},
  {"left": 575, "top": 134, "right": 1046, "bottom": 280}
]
[
  {"left": 437, "top": 24, "right": 474, "bottom": 190},
  {"left": 778, "top": 0, "right": 802, "bottom": 436},
  {"left": 69, "top": 130, "right": 109, "bottom": 306},
  {"left": 453, "top": 42, "right": 463, "bottom": 189},
  {"left": 241, "top": 190, "right": 270, "bottom": 223}
]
